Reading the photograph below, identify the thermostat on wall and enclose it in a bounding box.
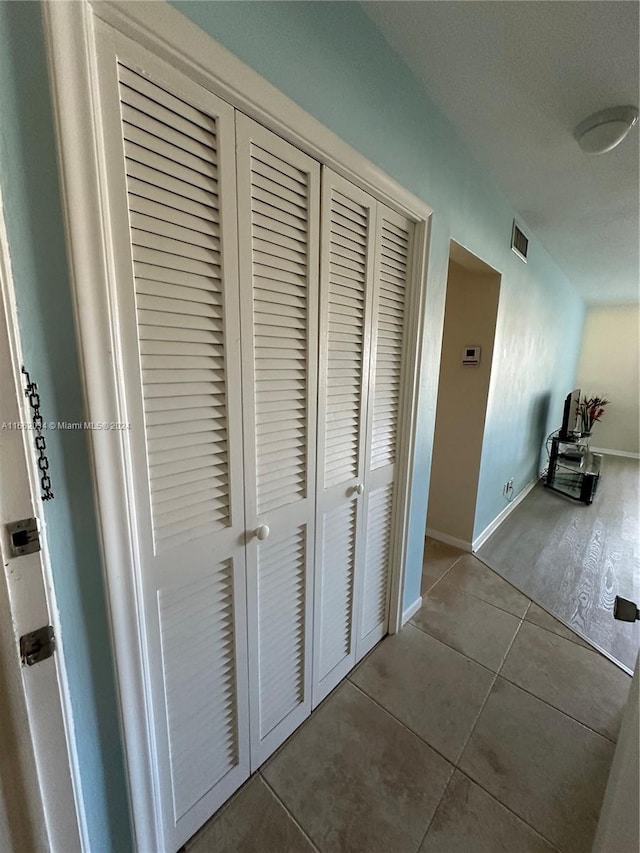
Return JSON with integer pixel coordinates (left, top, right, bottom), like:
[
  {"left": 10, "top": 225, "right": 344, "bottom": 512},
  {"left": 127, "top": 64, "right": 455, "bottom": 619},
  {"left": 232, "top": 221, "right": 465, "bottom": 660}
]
[{"left": 462, "top": 346, "right": 481, "bottom": 366}]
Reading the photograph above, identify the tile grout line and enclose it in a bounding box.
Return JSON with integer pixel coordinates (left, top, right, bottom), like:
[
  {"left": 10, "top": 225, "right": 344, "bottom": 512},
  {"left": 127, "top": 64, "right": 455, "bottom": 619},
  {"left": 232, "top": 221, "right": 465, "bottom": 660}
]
[
  {"left": 495, "top": 608, "right": 527, "bottom": 678},
  {"left": 258, "top": 771, "right": 323, "bottom": 853},
  {"left": 494, "top": 671, "right": 620, "bottom": 744},
  {"left": 403, "top": 601, "right": 613, "bottom": 851},
  {"left": 307, "top": 678, "right": 564, "bottom": 853},
  {"left": 452, "top": 609, "right": 527, "bottom": 770},
  {"left": 525, "top": 612, "right": 612, "bottom": 657},
  {"left": 476, "top": 536, "right": 637, "bottom": 675},
  {"left": 183, "top": 769, "right": 261, "bottom": 850},
  {"left": 451, "top": 611, "right": 606, "bottom": 852},
  {"left": 400, "top": 621, "right": 498, "bottom": 676},
  {"left": 188, "top": 589, "right": 617, "bottom": 853},
  {"left": 347, "top": 680, "right": 459, "bottom": 771},
  {"left": 407, "top": 612, "right": 521, "bottom": 674},
  {"left": 425, "top": 573, "right": 531, "bottom": 621},
  {"left": 413, "top": 770, "right": 457, "bottom": 853},
  {"left": 444, "top": 611, "right": 569, "bottom": 852},
  {"left": 452, "top": 765, "right": 564, "bottom": 853},
  {"left": 421, "top": 553, "right": 465, "bottom": 593},
  {"left": 494, "top": 604, "right": 620, "bottom": 744},
  {"left": 356, "top": 610, "right": 564, "bottom": 853}
]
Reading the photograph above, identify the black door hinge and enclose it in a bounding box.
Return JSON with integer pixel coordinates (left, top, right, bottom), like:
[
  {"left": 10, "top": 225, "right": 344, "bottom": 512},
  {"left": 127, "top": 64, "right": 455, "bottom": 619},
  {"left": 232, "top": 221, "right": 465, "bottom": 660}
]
[{"left": 20, "top": 625, "right": 55, "bottom": 666}]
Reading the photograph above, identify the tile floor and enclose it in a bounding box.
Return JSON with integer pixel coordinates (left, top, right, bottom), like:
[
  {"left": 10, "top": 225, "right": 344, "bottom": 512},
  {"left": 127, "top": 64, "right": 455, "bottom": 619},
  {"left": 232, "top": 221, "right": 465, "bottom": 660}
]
[{"left": 186, "top": 538, "right": 632, "bottom": 853}]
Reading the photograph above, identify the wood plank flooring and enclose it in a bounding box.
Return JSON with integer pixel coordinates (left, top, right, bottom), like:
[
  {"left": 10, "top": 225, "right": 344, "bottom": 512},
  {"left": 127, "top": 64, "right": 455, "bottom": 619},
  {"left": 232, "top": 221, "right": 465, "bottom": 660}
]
[{"left": 477, "top": 454, "right": 639, "bottom": 672}]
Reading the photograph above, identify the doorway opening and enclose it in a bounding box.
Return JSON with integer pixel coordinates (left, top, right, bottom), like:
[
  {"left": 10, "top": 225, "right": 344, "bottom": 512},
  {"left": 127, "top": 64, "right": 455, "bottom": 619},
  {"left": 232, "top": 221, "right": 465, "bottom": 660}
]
[{"left": 426, "top": 241, "right": 501, "bottom": 549}]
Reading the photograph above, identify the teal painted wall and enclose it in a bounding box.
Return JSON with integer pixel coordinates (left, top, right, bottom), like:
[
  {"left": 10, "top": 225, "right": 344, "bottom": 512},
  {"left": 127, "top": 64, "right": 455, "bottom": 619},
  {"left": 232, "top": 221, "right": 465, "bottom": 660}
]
[
  {"left": 0, "top": 4, "right": 131, "bottom": 850},
  {"left": 171, "top": 1, "right": 585, "bottom": 595},
  {"left": 0, "top": 0, "right": 584, "bottom": 844}
]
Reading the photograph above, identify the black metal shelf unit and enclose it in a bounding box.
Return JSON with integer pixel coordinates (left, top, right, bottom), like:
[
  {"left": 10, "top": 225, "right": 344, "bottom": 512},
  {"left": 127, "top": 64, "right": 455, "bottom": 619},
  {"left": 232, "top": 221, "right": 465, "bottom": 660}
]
[{"left": 545, "top": 435, "right": 602, "bottom": 505}]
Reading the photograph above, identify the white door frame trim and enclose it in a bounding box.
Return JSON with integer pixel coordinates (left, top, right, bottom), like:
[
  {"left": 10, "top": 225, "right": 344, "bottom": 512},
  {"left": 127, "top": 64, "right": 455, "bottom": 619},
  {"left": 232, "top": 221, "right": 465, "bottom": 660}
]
[
  {"left": 43, "top": 1, "right": 432, "bottom": 848},
  {"left": 0, "top": 186, "right": 84, "bottom": 851}
]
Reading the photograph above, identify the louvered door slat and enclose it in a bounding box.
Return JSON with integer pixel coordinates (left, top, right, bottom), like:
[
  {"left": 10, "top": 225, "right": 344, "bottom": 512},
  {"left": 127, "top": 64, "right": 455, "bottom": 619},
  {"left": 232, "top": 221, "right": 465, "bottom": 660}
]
[
  {"left": 249, "top": 136, "right": 311, "bottom": 513},
  {"left": 131, "top": 215, "right": 219, "bottom": 254},
  {"left": 132, "top": 229, "right": 220, "bottom": 267},
  {"left": 158, "top": 563, "right": 237, "bottom": 818},
  {"left": 360, "top": 485, "right": 394, "bottom": 637},
  {"left": 125, "top": 140, "right": 218, "bottom": 194},
  {"left": 129, "top": 197, "right": 219, "bottom": 238},
  {"left": 370, "top": 213, "right": 412, "bottom": 472},
  {"left": 356, "top": 204, "right": 414, "bottom": 662},
  {"left": 237, "top": 116, "right": 318, "bottom": 769},
  {"left": 120, "top": 98, "right": 215, "bottom": 157},
  {"left": 317, "top": 503, "right": 357, "bottom": 681},
  {"left": 256, "top": 525, "right": 306, "bottom": 737},
  {"left": 118, "top": 63, "right": 231, "bottom": 554},
  {"left": 120, "top": 86, "right": 217, "bottom": 149},
  {"left": 123, "top": 121, "right": 218, "bottom": 176},
  {"left": 322, "top": 186, "right": 369, "bottom": 489},
  {"left": 313, "top": 171, "right": 375, "bottom": 707},
  {"left": 96, "top": 32, "right": 250, "bottom": 848}
]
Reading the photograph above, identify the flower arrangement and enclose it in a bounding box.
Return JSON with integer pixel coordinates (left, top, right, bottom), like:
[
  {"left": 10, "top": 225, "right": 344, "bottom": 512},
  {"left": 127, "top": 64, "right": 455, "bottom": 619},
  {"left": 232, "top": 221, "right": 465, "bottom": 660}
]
[{"left": 578, "top": 395, "right": 609, "bottom": 435}]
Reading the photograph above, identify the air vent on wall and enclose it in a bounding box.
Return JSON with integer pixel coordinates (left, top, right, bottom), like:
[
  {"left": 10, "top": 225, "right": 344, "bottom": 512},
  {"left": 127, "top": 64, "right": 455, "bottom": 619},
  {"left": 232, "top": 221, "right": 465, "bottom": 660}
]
[{"left": 511, "top": 220, "right": 529, "bottom": 262}]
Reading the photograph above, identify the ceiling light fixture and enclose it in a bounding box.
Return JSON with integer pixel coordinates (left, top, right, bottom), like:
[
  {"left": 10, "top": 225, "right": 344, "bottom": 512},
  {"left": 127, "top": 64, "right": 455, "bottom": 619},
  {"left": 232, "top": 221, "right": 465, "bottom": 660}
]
[{"left": 574, "top": 106, "right": 639, "bottom": 154}]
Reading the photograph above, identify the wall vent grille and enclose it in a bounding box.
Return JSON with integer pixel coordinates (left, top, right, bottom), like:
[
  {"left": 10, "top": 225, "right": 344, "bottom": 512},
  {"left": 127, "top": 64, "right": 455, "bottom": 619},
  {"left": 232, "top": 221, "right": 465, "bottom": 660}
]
[{"left": 511, "top": 220, "right": 529, "bottom": 262}]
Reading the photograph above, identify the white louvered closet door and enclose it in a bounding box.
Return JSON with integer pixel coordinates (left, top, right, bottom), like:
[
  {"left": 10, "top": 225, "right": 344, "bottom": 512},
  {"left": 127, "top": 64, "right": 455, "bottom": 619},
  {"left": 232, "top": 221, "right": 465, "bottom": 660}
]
[
  {"left": 312, "top": 170, "right": 376, "bottom": 707},
  {"left": 355, "top": 204, "right": 415, "bottom": 661},
  {"left": 235, "top": 116, "right": 320, "bottom": 768},
  {"left": 95, "top": 25, "right": 249, "bottom": 851}
]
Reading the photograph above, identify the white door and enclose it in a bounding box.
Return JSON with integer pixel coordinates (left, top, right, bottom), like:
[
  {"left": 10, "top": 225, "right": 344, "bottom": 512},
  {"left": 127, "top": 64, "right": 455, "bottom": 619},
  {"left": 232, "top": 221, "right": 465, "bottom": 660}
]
[
  {"left": 235, "top": 115, "right": 320, "bottom": 767},
  {"left": 356, "top": 205, "right": 415, "bottom": 660},
  {"left": 0, "top": 197, "right": 81, "bottom": 852},
  {"left": 313, "top": 170, "right": 376, "bottom": 706},
  {"left": 95, "top": 25, "right": 249, "bottom": 849}
]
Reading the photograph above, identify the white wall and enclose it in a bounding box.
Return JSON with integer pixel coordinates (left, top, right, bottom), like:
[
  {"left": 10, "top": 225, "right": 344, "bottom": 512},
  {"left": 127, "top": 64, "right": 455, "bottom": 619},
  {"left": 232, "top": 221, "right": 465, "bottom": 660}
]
[
  {"left": 592, "top": 661, "right": 639, "bottom": 853},
  {"left": 576, "top": 306, "right": 639, "bottom": 455}
]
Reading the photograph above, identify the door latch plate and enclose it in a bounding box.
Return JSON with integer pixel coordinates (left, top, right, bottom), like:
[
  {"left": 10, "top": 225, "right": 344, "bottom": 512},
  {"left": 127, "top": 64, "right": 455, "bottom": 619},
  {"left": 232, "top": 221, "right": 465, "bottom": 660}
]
[
  {"left": 7, "top": 517, "right": 41, "bottom": 557},
  {"left": 20, "top": 625, "right": 55, "bottom": 666}
]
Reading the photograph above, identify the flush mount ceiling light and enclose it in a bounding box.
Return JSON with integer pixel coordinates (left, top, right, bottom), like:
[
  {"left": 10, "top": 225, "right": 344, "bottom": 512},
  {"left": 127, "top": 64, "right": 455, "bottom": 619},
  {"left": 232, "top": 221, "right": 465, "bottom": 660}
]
[{"left": 574, "top": 105, "right": 639, "bottom": 154}]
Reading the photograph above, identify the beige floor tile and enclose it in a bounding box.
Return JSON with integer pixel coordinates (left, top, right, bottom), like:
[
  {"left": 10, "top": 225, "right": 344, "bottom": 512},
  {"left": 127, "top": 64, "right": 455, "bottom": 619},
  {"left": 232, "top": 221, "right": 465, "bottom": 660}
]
[
  {"left": 262, "top": 681, "right": 453, "bottom": 853},
  {"left": 500, "top": 620, "right": 630, "bottom": 741},
  {"left": 185, "top": 775, "right": 315, "bottom": 853},
  {"left": 525, "top": 602, "right": 593, "bottom": 650},
  {"left": 459, "top": 678, "right": 615, "bottom": 853},
  {"left": 420, "top": 770, "right": 557, "bottom": 853},
  {"left": 412, "top": 583, "right": 522, "bottom": 671},
  {"left": 351, "top": 624, "right": 494, "bottom": 762},
  {"left": 421, "top": 537, "right": 464, "bottom": 593},
  {"left": 437, "top": 553, "right": 531, "bottom": 617}
]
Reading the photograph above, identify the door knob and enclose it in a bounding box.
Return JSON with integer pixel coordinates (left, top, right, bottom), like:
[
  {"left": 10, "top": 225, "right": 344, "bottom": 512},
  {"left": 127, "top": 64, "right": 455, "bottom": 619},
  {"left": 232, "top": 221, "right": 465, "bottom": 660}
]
[
  {"left": 255, "top": 525, "right": 270, "bottom": 541},
  {"left": 355, "top": 483, "right": 364, "bottom": 495}
]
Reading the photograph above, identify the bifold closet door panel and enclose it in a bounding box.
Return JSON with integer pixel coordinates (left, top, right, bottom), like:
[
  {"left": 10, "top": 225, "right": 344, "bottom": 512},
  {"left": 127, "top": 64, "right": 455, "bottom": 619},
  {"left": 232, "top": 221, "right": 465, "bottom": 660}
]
[
  {"left": 235, "top": 114, "right": 320, "bottom": 768},
  {"left": 356, "top": 204, "right": 415, "bottom": 661},
  {"left": 312, "top": 169, "right": 376, "bottom": 707},
  {"left": 95, "top": 22, "right": 250, "bottom": 850}
]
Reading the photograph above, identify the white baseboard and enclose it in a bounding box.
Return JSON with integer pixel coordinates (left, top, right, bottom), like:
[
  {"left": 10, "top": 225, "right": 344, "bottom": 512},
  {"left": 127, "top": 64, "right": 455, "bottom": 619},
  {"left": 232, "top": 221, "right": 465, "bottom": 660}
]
[
  {"left": 401, "top": 596, "right": 423, "bottom": 626},
  {"left": 425, "top": 528, "right": 472, "bottom": 552},
  {"left": 590, "top": 447, "right": 640, "bottom": 460},
  {"left": 472, "top": 476, "right": 539, "bottom": 551}
]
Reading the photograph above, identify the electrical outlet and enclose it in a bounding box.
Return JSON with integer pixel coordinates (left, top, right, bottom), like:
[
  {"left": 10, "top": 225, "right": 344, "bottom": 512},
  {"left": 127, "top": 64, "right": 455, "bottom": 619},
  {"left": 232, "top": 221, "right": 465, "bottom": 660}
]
[{"left": 503, "top": 479, "right": 514, "bottom": 497}]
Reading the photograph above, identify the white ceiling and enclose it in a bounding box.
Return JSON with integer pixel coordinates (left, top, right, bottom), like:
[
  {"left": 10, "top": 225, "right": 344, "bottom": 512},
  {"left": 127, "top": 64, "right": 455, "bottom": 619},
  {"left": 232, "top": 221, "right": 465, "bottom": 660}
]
[{"left": 363, "top": 1, "right": 640, "bottom": 305}]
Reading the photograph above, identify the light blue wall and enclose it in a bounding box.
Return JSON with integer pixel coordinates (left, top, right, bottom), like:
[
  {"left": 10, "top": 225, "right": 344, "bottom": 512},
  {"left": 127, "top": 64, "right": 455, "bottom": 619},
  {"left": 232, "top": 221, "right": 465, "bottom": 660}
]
[
  {"left": 0, "top": 0, "right": 584, "bottom": 845},
  {"left": 171, "top": 1, "right": 586, "bottom": 599},
  {"left": 0, "top": 4, "right": 131, "bottom": 851},
  {"left": 474, "top": 248, "right": 585, "bottom": 539}
]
